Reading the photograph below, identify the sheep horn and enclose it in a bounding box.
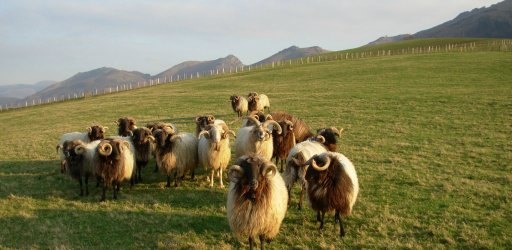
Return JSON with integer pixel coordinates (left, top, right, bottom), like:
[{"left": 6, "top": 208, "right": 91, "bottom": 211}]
[
  {"left": 56, "top": 144, "right": 62, "bottom": 154},
  {"left": 285, "top": 120, "right": 294, "bottom": 128},
  {"left": 87, "top": 127, "right": 92, "bottom": 134},
  {"left": 265, "top": 114, "right": 273, "bottom": 121},
  {"left": 170, "top": 135, "right": 182, "bottom": 143},
  {"left": 198, "top": 130, "right": 210, "bottom": 139},
  {"left": 264, "top": 120, "right": 282, "bottom": 135},
  {"left": 163, "top": 126, "right": 175, "bottom": 135},
  {"left": 311, "top": 154, "right": 331, "bottom": 171},
  {"left": 120, "top": 140, "right": 130, "bottom": 154},
  {"left": 228, "top": 165, "right": 244, "bottom": 182},
  {"left": 98, "top": 141, "right": 113, "bottom": 156},
  {"left": 74, "top": 144, "right": 86, "bottom": 155},
  {"left": 246, "top": 116, "right": 261, "bottom": 126},
  {"left": 128, "top": 130, "right": 133, "bottom": 136},
  {"left": 101, "top": 126, "right": 108, "bottom": 133},
  {"left": 262, "top": 163, "right": 277, "bottom": 178},
  {"left": 315, "top": 135, "right": 326, "bottom": 144},
  {"left": 226, "top": 130, "right": 236, "bottom": 138},
  {"left": 208, "top": 115, "right": 215, "bottom": 122},
  {"left": 146, "top": 135, "right": 156, "bottom": 143},
  {"left": 331, "top": 127, "right": 343, "bottom": 137}
]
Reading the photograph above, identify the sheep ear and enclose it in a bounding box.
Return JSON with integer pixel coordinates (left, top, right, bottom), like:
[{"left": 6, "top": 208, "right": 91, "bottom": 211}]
[{"left": 228, "top": 165, "right": 243, "bottom": 182}]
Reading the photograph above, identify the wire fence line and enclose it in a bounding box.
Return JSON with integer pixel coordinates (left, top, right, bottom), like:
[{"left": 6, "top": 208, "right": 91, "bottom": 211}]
[{"left": 1, "top": 39, "right": 511, "bottom": 112}]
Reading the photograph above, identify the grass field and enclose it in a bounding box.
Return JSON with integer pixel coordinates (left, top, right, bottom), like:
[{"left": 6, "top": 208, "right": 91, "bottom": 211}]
[{"left": 0, "top": 39, "right": 511, "bottom": 249}]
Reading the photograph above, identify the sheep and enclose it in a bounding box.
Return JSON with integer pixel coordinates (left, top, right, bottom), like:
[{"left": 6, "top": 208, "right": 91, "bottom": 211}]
[
  {"left": 147, "top": 122, "right": 179, "bottom": 172},
  {"left": 198, "top": 123, "right": 236, "bottom": 188},
  {"left": 271, "top": 118, "right": 296, "bottom": 172},
  {"left": 284, "top": 139, "right": 327, "bottom": 210},
  {"left": 116, "top": 117, "right": 137, "bottom": 136},
  {"left": 247, "top": 93, "right": 270, "bottom": 113},
  {"left": 316, "top": 127, "right": 344, "bottom": 152},
  {"left": 227, "top": 154, "right": 288, "bottom": 250},
  {"left": 304, "top": 151, "right": 359, "bottom": 237},
  {"left": 235, "top": 116, "right": 282, "bottom": 161},
  {"left": 60, "top": 139, "right": 101, "bottom": 196},
  {"left": 56, "top": 125, "right": 107, "bottom": 173},
  {"left": 130, "top": 127, "right": 156, "bottom": 182},
  {"left": 95, "top": 138, "right": 135, "bottom": 201},
  {"left": 230, "top": 95, "right": 249, "bottom": 118},
  {"left": 270, "top": 112, "right": 314, "bottom": 143},
  {"left": 153, "top": 128, "right": 198, "bottom": 187}
]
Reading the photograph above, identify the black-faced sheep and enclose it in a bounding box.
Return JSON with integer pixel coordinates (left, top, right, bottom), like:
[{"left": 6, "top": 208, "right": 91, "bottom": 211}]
[
  {"left": 61, "top": 139, "right": 101, "bottom": 196},
  {"left": 227, "top": 154, "right": 288, "bottom": 250},
  {"left": 241, "top": 111, "right": 268, "bottom": 127},
  {"left": 304, "top": 151, "right": 359, "bottom": 237},
  {"left": 195, "top": 115, "right": 216, "bottom": 136},
  {"left": 56, "top": 125, "right": 107, "bottom": 173},
  {"left": 130, "top": 127, "right": 155, "bottom": 182},
  {"left": 116, "top": 117, "right": 137, "bottom": 136},
  {"left": 153, "top": 129, "right": 198, "bottom": 187},
  {"left": 316, "top": 127, "right": 343, "bottom": 152},
  {"left": 270, "top": 112, "right": 313, "bottom": 143},
  {"left": 198, "top": 123, "right": 236, "bottom": 188},
  {"left": 271, "top": 119, "right": 295, "bottom": 172},
  {"left": 230, "top": 95, "right": 249, "bottom": 118},
  {"left": 95, "top": 138, "right": 135, "bottom": 201},
  {"left": 247, "top": 93, "right": 270, "bottom": 113},
  {"left": 284, "top": 140, "right": 327, "bottom": 209},
  {"left": 235, "top": 117, "right": 282, "bottom": 161},
  {"left": 147, "top": 122, "right": 179, "bottom": 172}
]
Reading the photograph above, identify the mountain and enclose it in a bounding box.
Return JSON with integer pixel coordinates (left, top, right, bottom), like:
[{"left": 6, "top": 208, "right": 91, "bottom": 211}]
[
  {"left": 254, "top": 46, "right": 329, "bottom": 65},
  {"left": 154, "top": 55, "right": 244, "bottom": 80},
  {"left": 0, "top": 80, "right": 55, "bottom": 99},
  {"left": 366, "top": 34, "right": 414, "bottom": 46},
  {"left": 368, "top": 0, "right": 512, "bottom": 45},
  {"left": 415, "top": 0, "right": 512, "bottom": 38},
  {"left": 0, "top": 97, "right": 21, "bottom": 106},
  {"left": 25, "top": 67, "right": 150, "bottom": 101}
]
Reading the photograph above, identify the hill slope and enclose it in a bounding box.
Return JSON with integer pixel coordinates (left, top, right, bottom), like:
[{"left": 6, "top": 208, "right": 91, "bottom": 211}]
[
  {"left": 26, "top": 67, "right": 150, "bottom": 101},
  {"left": 254, "top": 46, "right": 329, "bottom": 65},
  {"left": 153, "top": 55, "right": 244, "bottom": 80},
  {"left": 415, "top": 0, "right": 512, "bottom": 38}
]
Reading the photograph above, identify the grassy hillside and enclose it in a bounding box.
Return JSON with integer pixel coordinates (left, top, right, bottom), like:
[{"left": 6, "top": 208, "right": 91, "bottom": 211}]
[{"left": 0, "top": 44, "right": 511, "bottom": 248}]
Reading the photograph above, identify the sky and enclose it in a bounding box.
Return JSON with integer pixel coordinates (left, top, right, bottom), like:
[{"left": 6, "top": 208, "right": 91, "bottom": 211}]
[{"left": 0, "top": 0, "right": 504, "bottom": 85}]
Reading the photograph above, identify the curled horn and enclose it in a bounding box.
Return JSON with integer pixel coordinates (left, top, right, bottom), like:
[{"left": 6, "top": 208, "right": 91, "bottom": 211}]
[
  {"left": 170, "top": 135, "right": 182, "bottom": 143},
  {"left": 331, "top": 127, "right": 343, "bottom": 137},
  {"left": 246, "top": 116, "right": 261, "bottom": 126},
  {"left": 98, "top": 141, "right": 113, "bottom": 156},
  {"left": 56, "top": 144, "right": 62, "bottom": 154},
  {"left": 163, "top": 125, "right": 175, "bottom": 135},
  {"left": 228, "top": 165, "right": 244, "bottom": 182},
  {"left": 146, "top": 135, "right": 156, "bottom": 143},
  {"left": 207, "top": 115, "right": 215, "bottom": 122},
  {"left": 195, "top": 116, "right": 201, "bottom": 123},
  {"left": 198, "top": 130, "right": 210, "bottom": 139},
  {"left": 310, "top": 154, "right": 331, "bottom": 171},
  {"left": 226, "top": 130, "right": 236, "bottom": 138},
  {"left": 262, "top": 162, "right": 277, "bottom": 178},
  {"left": 101, "top": 126, "right": 108, "bottom": 133},
  {"left": 264, "top": 120, "right": 282, "bottom": 135},
  {"left": 74, "top": 144, "right": 86, "bottom": 155},
  {"left": 315, "top": 135, "right": 326, "bottom": 144},
  {"left": 120, "top": 140, "right": 131, "bottom": 154},
  {"left": 285, "top": 120, "right": 294, "bottom": 129},
  {"left": 265, "top": 114, "right": 273, "bottom": 121}
]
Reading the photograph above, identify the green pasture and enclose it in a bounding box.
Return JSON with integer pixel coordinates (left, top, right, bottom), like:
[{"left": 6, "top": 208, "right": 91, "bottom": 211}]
[{"left": 0, "top": 40, "right": 511, "bottom": 249}]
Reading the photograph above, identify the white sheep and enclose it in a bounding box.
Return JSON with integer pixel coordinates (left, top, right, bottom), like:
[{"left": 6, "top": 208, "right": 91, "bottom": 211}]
[
  {"left": 60, "top": 139, "right": 101, "bottom": 196},
  {"left": 198, "top": 122, "right": 236, "bottom": 188},
  {"left": 230, "top": 95, "right": 249, "bottom": 117},
  {"left": 227, "top": 154, "right": 288, "bottom": 249},
  {"left": 153, "top": 129, "right": 198, "bottom": 187},
  {"left": 235, "top": 116, "right": 282, "bottom": 161}
]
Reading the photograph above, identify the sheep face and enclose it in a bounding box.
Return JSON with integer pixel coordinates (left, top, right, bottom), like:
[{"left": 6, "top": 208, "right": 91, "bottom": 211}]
[
  {"left": 153, "top": 129, "right": 170, "bottom": 148},
  {"left": 87, "top": 125, "right": 106, "bottom": 141},
  {"left": 116, "top": 117, "right": 136, "bottom": 136},
  {"left": 61, "top": 140, "right": 85, "bottom": 174},
  {"left": 230, "top": 155, "right": 277, "bottom": 203},
  {"left": 132, "top": 127, "right": 153, "bottom": 146},
  {"left": 196, "top": 115, "right": 215, "bottom": 134},
  {"left": 97, "top": 139, "right": 126, "bottom": 162},
  {"left": 317, "top": 127, "right": 343, "bottom": 152},
  {"left": 230, "top": 95, "right": 240, "bottom": 109}
]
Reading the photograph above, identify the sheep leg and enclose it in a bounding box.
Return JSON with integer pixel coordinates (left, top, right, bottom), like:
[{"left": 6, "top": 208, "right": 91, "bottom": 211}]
[
  {"left": 319, "top": 211, "right": 326, "bottom": 229},
  {"left": 174, "top": 172, "right": 179, "bottom": 187},
  {"left": 248, "top": 236, "right": 255, "bottom": 250},
  {"left": 209, "top": 169, "right": 215, "bottom": 188},
  {"left": 114, "top": 181, "right": 120, "bottom": 200},
  {"left": 154, "top": 163, "right": 158, "bottom": 173},
  {"left": 85, "top": 175, "right": 89, "bottom": 196},
  {"left": 100, "top": 182, "right": 107, "bottom": 202},
  {"left": 298, "top": 183, "right": 305, "bottom": 210},
  {"left": 165, "top": 175, "right": 171, "bottom": 188},
  {"left": 78, "top": 178, "right": 84, "bottom": 196},
  {"left": 335, "top": 210, "right": 346, "bottom": 237},
  {"left": 259, "top": 235, "right": 265, "bottom": 250},
  {"left": 219, "top": 168, "right": 224, "bottom": 188}
]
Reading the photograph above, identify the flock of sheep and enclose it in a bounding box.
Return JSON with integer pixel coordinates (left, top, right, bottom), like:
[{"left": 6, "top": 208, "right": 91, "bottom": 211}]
[{"left": 56, "top": 92, "right": 359, "bottom": 249}]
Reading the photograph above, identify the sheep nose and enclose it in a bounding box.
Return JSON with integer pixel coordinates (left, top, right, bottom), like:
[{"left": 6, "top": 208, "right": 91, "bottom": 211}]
[{"left": 249, "top": 180, "right": 258, "bottom": 189}]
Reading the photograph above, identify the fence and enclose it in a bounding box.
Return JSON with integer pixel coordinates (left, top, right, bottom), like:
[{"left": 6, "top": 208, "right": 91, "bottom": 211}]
[{"left": 1, "top": 39, "right": 511, "bottom": 112}]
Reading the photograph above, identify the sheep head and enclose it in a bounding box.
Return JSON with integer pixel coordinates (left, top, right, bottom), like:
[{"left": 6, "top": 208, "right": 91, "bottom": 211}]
[
  {"left": 229, "top": 155, "right": 277, "bottom": 203},
  {"left": 132, "top": 127, "right": 155, "bottom": 145},
  {"left": 116, "top": 117, "right": 137, "bottom": 136},
  {"left": 87, "top": 125, "right": 107, "bottom": 141}
]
